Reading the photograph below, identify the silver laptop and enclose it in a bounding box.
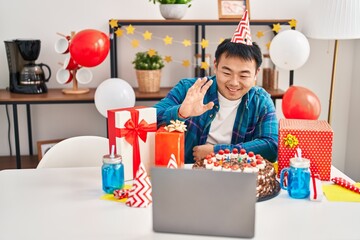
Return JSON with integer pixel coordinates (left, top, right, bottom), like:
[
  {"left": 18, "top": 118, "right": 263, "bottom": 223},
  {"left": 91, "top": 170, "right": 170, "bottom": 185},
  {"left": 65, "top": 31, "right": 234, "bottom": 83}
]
[{"left": 151, "top": 167, "right": 257, "bottom": 238}]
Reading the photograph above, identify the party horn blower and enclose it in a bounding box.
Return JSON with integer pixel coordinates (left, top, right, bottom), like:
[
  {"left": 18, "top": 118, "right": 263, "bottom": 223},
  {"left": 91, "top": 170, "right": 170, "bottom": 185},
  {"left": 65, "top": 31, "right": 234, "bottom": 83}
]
[{"left": 331, "top": 177, "right": 360, "bottom": 194}]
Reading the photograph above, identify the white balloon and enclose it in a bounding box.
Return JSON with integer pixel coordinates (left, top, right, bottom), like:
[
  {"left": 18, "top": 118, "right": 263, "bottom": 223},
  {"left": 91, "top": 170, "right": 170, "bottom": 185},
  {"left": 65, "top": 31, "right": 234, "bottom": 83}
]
[
  {"left": 269, "top": 30, "right": 310, "bottom": 70},
  {"left": 94, "top": 78, "right": 136, "bottom": 118}
]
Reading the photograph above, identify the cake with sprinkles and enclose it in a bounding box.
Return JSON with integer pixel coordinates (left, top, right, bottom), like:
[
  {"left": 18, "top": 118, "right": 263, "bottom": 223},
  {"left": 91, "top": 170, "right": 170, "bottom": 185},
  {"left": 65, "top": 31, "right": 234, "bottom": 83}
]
[{"left": 192, "top": 148, "right": 278, "bottom": 199}]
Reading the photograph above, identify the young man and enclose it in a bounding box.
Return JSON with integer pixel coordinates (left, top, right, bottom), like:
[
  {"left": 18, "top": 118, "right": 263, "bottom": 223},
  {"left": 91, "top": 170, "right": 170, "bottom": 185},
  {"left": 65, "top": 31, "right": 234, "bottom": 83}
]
[{"left": 154, "top": 13, "right": 278, "bottom": 163}]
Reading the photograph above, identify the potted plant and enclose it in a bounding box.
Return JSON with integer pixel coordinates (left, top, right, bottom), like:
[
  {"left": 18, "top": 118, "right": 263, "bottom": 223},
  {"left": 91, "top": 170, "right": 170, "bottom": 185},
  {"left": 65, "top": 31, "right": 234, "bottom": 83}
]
[
  {"left": 132, "top": 51, "right": 165, "bottom": 93},
  {"left": 149, "top": 0, "right": 192, "bottom": 19}
]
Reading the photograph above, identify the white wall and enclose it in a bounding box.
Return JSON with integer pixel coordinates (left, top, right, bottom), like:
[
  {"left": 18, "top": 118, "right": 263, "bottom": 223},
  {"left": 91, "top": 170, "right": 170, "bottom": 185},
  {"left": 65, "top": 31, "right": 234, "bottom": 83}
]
[
  {"left": 345, "top": 41, "right": 360, "bottom": 181},
  {"left": 0, "top": 0, "right": 358, "bottom": 179}
]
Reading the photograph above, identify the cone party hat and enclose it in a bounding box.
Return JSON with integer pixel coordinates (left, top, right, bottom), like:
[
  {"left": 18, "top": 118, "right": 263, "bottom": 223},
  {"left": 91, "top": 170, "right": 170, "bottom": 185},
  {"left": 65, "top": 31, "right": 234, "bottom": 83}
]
[
  {"left": 125, "top": 161, "right": 152, "bottom": 208},
  {"left": 167, "top": 154, "right": 178, "bottom": 169},
  {"left": 231, "top": 10, "right": 252, "bottom": 45}
]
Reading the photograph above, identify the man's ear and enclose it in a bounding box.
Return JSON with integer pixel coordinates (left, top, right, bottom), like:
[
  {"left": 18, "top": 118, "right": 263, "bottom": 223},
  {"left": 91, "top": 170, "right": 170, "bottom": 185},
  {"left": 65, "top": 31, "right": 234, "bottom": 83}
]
[
  {"left": 255, "top": 67, "right": 261, "bottom": 77},
  {"left": 213, "top": 59, "right": 217, "bottom": 73}
]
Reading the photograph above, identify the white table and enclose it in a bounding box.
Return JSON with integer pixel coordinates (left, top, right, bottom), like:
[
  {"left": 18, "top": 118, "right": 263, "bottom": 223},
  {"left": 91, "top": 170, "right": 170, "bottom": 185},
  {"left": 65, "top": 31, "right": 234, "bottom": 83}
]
[{"left": 0, "top": 166, "right": 359, "bottom": 240}]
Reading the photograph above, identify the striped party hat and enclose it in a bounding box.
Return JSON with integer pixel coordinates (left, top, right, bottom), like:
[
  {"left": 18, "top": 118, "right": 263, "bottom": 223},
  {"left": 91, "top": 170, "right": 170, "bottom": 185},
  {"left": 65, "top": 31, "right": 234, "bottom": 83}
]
[{"left": 231, "top": 10, "right": 252, "bottom": 45}]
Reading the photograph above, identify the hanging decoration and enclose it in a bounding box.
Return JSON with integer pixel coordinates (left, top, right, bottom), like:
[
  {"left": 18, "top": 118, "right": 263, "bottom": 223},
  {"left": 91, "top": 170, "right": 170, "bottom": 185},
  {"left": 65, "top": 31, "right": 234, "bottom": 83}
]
[{"left": 108, "top": 19, "right": 296, "bottom": 71}]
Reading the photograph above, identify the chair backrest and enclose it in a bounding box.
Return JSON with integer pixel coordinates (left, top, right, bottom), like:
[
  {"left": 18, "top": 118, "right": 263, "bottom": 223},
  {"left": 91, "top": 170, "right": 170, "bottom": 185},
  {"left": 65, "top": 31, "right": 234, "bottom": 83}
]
[{"left": 36, "top": 136, "right": 109, "bottom": 169}]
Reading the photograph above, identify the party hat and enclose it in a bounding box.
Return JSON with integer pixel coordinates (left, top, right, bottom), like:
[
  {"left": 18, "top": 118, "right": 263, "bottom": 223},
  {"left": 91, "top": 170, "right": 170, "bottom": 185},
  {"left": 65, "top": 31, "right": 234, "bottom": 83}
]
[
  {"left": 167, "top": 154, "right": 178, "bottom": 169},
  {"left": 125, "top": 162, "right": 152, "bottom": 208},
  {"left": 231, "top": 10, "right": 252, "bottom": 45}
]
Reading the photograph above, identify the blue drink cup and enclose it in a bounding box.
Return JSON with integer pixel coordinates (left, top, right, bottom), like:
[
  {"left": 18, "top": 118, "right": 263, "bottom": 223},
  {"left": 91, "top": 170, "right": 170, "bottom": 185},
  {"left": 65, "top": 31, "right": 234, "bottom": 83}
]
[
  {"left": 102, "top": 153, "right": 124, "bottom": 194},
  {"left": 280, "top": 158, "right": 310, "bottom": 199}
]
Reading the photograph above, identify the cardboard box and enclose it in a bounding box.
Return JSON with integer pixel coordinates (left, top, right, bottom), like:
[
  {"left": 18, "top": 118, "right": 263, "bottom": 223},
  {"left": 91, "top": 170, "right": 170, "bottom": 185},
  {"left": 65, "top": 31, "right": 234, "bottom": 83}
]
[
  {"left": 155, "top": 126, "right": 184, "bottom": 168},
  {"left": 278, "top": 119, "right": 333, "bottom": 181},
  {"left": 108, "top": 106, "right": 157, "bottom": 181}
]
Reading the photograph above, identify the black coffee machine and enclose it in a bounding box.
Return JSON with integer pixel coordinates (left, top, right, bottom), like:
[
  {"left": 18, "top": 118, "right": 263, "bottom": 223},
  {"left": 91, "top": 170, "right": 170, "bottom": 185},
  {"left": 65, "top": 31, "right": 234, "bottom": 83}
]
[{"left": 4, "top": 39, "right": 51, "bottom": 94}]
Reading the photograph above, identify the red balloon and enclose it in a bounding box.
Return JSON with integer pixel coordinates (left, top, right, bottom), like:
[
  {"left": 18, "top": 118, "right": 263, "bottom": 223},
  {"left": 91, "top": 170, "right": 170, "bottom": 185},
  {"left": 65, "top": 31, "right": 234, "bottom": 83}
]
[
  {"left": 69, "top": 29, "right": 110, "bottom": 67},
  {"left": 282, "top": 86, "right": 321, "bottom": 120}
]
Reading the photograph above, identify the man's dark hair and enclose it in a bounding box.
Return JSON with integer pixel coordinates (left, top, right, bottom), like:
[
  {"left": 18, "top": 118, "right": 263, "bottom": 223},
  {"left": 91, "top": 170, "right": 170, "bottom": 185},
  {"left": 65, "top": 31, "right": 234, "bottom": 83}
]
[{"left": 214, "top": 38, "right": 262, "bottom": 70}]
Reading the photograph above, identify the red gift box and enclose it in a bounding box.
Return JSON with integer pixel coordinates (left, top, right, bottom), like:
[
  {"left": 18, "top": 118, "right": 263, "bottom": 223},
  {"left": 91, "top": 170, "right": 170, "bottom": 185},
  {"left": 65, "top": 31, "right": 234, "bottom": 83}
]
[
  {"left": 108, "top": 106, "right": 157, "bottom": 181},
  {"left": 278, "top": 119, "right": 333, "bottom": 181},
  {"left": 155, "top": 126, "right": 185, "bottom": 168}
]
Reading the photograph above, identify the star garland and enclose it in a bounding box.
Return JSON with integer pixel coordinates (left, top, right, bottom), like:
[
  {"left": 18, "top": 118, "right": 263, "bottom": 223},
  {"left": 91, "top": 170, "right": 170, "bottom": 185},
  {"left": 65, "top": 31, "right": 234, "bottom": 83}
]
[{"left": 109, "top": 19, "right": 297, "bottom": 70}]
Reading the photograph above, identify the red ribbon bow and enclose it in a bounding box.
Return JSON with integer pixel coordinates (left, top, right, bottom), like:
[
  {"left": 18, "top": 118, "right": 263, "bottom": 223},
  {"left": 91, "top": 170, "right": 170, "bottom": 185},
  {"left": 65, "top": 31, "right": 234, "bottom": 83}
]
[{"left": 114, "top": 109, "right": 156, "bottom": 178}]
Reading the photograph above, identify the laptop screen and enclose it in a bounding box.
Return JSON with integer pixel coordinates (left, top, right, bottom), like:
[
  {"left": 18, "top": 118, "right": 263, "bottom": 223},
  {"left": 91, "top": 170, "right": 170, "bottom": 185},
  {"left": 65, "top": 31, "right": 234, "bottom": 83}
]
[{"left": 151, "top": 167, "right": 257, "bottom": 238}]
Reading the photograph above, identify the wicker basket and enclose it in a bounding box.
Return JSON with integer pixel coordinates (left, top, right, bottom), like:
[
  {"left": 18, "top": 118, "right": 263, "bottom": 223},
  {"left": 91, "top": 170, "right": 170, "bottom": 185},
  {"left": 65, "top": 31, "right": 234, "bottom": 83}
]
[{"left": 136, "top": 69, "right": 161, "bottom": 93}]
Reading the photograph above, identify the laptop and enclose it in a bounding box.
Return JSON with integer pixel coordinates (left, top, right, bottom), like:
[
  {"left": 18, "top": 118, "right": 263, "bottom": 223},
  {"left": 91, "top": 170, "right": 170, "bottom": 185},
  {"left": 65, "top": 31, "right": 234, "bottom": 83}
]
[{"left": 151, "top": 167, "right": 257, "bottom": 238}]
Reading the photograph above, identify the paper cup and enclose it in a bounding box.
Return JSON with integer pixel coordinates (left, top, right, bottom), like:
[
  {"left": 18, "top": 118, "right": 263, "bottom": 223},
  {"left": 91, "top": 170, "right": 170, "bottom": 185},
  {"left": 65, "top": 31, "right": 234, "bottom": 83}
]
[
  {"left": 63, "top": 56, "right": 79, "bottom": 70},
  {"left": 56, "top": 69, "right": 73, "bottom": 84},
  {"left": 76, "top": 68, "right": 92, "bottom": 84},
  {"left": 54, "top": 38, "right": 69, "bottom": 54}
]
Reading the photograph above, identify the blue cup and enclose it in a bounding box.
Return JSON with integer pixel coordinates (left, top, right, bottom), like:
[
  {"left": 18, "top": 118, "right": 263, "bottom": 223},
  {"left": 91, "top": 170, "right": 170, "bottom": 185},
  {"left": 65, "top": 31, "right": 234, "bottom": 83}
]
[
  {"left": 280, "top": 158, "right": 310, "bottom": 199},
  {"left": 102, "top": 154, "right": 124, "bottom": 194}
]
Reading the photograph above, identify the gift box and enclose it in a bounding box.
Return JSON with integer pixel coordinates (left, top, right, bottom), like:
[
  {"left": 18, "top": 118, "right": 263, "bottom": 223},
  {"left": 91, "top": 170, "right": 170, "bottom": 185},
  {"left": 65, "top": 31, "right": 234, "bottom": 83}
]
[
  {"left": 155, "top": 125, "right": 184, "bottom": 168},
  {"left": 278, "top": 119, "right": 333, "bottom": 181},
  {"left": 108, "top": 106, "right": 157, "bottom": 181}
]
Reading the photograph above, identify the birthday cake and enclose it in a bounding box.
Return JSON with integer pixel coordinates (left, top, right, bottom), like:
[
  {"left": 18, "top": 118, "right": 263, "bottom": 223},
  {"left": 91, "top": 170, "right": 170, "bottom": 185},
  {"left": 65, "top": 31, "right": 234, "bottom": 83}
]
[{"left": 192, "top": 148, "right": 278, "bottom": 199}]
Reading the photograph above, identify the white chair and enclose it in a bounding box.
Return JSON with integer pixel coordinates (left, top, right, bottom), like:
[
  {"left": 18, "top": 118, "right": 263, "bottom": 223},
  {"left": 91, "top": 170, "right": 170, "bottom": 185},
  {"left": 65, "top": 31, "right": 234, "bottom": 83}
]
[{"left": 37, "top": 136, "right": 109, "bottom": 169}]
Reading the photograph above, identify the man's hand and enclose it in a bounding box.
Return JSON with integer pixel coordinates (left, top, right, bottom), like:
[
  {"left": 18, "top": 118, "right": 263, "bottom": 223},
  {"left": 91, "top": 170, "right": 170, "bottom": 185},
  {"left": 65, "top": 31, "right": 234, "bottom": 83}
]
[
  {"left": 193, "top": 144, "right": 214, "bottom": 162},
  {"left": 178, "top": 77, "right": 214, "bottom": 118}
]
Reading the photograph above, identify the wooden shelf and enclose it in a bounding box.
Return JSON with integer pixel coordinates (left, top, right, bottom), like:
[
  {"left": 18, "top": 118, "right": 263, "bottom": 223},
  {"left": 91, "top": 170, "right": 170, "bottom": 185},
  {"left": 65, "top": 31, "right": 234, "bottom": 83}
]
[
  {"left": 134, "top": 87, "right": 171, "bottom": 101},
  {"left": 111, "top": 19, "right": 293, "bottom": 26},
  {"left": 0, "top": 88, "right": 170, "bottom": 103}
]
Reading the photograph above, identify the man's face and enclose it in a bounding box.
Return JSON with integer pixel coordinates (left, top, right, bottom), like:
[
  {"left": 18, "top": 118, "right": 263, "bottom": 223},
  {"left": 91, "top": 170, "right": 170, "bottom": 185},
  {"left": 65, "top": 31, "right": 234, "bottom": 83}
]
[{"left": 214, "top": 54, "right": 259, "bottom": 101}]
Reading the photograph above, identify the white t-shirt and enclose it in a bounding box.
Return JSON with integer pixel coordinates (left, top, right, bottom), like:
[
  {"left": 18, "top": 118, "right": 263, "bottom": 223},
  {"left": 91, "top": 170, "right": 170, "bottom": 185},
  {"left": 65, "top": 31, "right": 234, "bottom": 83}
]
[{"left": 206, "top": 92, "right": 241, "bottom": 145}]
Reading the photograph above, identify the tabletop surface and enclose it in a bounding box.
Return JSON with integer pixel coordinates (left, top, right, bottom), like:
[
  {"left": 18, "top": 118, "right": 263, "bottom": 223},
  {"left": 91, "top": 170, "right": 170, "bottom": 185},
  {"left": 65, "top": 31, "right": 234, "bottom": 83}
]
[{"left": 0, "top": 166, "right": 359, "bottom": 240}]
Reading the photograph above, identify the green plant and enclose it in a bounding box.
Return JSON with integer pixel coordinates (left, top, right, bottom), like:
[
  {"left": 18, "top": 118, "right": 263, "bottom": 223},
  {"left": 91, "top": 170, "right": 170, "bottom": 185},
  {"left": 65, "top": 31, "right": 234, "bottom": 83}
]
[
  {"left": 149, "top": 0, "right": 192, "bottom": 7},
  {"left": 132, "top": 51, "right": 165, "bottom": 70}
]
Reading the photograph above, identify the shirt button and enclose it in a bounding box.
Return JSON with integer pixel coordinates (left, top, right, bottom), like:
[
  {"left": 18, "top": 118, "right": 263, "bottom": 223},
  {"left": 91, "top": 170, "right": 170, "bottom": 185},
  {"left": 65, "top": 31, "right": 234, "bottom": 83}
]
[{"left": 210, "top": 114, "right": 213, "bottom": 118}]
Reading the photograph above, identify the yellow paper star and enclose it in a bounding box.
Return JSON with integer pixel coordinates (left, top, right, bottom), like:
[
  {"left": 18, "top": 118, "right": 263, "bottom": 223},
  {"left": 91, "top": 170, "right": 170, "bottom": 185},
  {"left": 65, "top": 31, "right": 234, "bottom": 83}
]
[
  {"left": 109, "top": 19, "right": 118, "bottom": 29},
  {"left": 182, "top": 39, "right": 191, "bottom": 47},
  {"left": 200, "top": 39, "right": 209, "bottom": 49},
  {"left": 115, "top": 28, "right": 124, "bottom": 37},
  {"left": 200, "top": 62, "right": 209, "bottom": 70},
  {"left": 131, "top": 39, "right": 139, "bottom": 48},
  {"left": 266, "top": 41, "right": 271, "bottom": 50},
  {"left": 182, "top": 60, "right": 190, "bottom": 67},
  {"left": 164, "top": 56, "right": 172, "bottom": 63},
  {"left": 147, "top": 49, "right": 157, "bottom": 57},
  {"left": 272, "top": 23, "right": 281, "bottom": 33},
  {"left": 256, "top": 31, "right": 265, "bottom": 38},
  {"left": 163, "top": 35, "right": 173, "bottom": 45},
  {"left": 219, "top": 38, "right": 225, "bottom": 44},
  {"left": 126, "top": 24, "right": 135, "bottom": 35},
  {"left": 143, "top": 30, "right": 152, "bottom": 40},
  {"left": 288, "top": 19, "right": 297, "bottom": 28}
]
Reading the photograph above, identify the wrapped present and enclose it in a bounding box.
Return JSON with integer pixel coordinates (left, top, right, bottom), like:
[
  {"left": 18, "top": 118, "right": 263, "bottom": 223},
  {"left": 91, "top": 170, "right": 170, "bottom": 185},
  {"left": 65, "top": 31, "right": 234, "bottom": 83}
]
[
  {"left": 108, "top": 106, "right": 157, "bottom": 181},
  {"left": 278, "top": 119, "right": 333, "bottom": 181},
  {"left": 155, "top": 120, "right": 185, "bottom": 168}
]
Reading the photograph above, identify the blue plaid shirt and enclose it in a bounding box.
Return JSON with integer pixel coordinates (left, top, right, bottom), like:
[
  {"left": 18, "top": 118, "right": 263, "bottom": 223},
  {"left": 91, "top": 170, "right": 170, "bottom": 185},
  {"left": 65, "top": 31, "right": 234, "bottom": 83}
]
[{"left": 154, "top": 76, "right": 278, "bottom": 163}]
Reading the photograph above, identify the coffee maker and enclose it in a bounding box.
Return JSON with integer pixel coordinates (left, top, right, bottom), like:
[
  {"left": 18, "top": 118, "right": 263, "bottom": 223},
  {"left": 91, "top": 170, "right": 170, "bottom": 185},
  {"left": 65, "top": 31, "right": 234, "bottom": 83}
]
[{"left": 4, "top": 39, "right": 51, "bottom": 94}]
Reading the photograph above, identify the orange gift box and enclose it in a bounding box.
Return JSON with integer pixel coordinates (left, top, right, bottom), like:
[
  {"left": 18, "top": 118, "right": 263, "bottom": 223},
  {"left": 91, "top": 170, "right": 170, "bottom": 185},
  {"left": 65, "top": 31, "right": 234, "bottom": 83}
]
[
  {"left": 155, "top": 126, "right": 184, "bottom": 168},
  {"left": 278, "top": 119, "right": 333, "bottom": 181}
]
